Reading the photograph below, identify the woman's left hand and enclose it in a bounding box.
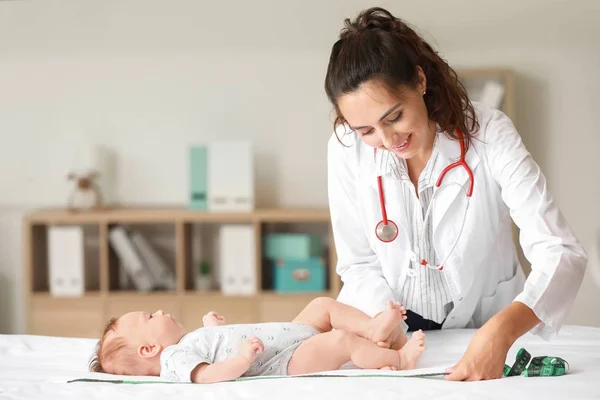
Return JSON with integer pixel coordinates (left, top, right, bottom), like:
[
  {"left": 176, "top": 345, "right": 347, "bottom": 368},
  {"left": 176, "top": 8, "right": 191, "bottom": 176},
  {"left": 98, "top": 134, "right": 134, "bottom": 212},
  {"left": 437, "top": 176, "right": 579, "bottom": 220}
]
[
  {"left": 444, "top": 302, "right": 541, "bottom": 381},
  {"left": 444, "top": 323, "right": 509, "bottom": 381}
]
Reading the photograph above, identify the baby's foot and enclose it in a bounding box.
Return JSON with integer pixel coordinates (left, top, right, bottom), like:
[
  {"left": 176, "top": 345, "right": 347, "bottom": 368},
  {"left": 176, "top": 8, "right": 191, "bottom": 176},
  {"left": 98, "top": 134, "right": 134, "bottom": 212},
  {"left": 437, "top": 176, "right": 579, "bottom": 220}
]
[
  {"left": 397, "top": 330, "right": 426, "bottom": 370},
  {"left": 386, "top": 301, "right": 409, "bottom": 350},
  {"left": 371, "top": 301, "right": 408, "bottom": 350},
  {"left": 368, "top": 306, "right": 404, "bottom": 346}
]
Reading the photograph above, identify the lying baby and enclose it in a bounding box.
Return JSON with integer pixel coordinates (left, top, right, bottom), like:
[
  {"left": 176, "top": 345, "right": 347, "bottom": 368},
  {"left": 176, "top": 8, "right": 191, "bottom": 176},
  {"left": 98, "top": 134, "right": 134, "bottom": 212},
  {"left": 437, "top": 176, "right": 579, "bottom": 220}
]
[{"left": 90, "top": 297, "right": 426, "bottom": 383}]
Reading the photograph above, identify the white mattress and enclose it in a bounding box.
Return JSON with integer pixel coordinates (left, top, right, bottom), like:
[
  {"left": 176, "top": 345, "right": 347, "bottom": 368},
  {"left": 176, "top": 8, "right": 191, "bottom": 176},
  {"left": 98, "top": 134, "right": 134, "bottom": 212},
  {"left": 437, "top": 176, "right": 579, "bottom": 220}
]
[{"left": 1, "top": 326, "right": 599, "bottom": 399}]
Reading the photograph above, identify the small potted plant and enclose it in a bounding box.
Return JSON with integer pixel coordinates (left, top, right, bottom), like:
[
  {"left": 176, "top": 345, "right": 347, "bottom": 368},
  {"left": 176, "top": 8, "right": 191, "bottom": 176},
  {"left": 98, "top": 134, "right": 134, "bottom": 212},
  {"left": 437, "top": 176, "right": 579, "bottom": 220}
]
[{"left": 195, "top": 261, "right": 213, "bottom": 292}]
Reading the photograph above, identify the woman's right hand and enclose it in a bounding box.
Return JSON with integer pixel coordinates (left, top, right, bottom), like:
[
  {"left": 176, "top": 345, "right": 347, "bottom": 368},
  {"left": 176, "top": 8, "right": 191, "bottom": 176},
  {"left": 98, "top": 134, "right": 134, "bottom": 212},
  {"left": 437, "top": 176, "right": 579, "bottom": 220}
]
[{"left": 239, "top": 337, "right": 264, "bottom": 364}]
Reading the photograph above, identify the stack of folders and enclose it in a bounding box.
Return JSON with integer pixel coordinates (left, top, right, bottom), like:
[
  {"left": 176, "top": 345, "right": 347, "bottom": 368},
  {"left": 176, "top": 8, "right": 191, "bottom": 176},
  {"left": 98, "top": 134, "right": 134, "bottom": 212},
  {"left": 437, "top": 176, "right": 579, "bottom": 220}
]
[{"left": 108, "top": 226, "right": 177, "bottom": 291}]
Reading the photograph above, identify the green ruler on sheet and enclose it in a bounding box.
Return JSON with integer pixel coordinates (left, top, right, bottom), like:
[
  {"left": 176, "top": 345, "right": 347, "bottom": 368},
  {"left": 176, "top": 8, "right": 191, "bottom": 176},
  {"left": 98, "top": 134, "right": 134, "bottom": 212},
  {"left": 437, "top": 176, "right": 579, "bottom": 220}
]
[{"left": 68, "top": 372, "right": 448, "bottom": 384}]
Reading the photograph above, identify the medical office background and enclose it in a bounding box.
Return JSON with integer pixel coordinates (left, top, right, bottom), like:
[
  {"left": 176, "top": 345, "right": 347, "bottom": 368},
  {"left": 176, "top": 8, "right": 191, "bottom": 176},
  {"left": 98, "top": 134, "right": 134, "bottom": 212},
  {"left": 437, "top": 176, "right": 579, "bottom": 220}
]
[{"left": 0, "top": 0, "right": 599, "bottom": 335}]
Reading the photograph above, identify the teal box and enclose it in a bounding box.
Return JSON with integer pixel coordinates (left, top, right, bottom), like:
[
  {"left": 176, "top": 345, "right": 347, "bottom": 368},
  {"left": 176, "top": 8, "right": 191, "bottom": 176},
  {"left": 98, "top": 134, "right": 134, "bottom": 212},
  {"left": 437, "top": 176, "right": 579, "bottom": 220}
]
[
  {"left": 189, "top": 146, "right": 208, "bottom": 210},
  {"left": 264, "top": 233, "right": 322, "bottom": 260},
  {"left": 274, "top": 257, "right": 326, "bottom": 293}
]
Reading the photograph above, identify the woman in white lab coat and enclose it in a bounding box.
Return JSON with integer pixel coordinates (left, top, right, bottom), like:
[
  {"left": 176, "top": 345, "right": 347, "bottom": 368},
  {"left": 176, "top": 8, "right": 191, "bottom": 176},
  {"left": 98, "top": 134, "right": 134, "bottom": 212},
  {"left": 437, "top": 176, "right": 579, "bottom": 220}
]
[{"left": 324, "top": 7, "right": 587, "bottom": 381}]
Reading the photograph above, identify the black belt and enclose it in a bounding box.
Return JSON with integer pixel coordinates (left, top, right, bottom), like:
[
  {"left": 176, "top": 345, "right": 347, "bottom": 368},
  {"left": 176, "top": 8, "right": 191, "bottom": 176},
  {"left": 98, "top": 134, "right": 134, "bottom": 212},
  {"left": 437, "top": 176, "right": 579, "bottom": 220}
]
[{"left": 405, "top": 310, "right": 443, "bottom": 332}]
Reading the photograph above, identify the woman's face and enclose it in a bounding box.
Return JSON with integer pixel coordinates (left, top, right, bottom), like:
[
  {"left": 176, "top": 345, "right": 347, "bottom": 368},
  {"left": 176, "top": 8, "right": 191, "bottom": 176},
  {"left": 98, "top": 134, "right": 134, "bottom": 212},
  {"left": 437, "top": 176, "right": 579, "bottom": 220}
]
[{"left": 337, "top": 73, "right": 434, "bottom": 161}]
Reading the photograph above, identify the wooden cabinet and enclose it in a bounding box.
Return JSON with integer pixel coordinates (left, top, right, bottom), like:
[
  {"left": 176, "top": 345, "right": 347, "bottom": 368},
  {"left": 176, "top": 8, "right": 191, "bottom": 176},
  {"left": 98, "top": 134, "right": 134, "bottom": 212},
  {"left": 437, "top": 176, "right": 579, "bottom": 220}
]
[{"left": 23, "top": 207, "right": 340, "bottom": 338}]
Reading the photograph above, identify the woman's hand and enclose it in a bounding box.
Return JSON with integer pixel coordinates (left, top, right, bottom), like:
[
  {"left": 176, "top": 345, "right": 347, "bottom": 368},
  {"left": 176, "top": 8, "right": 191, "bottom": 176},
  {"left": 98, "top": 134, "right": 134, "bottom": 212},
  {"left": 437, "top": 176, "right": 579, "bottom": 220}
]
[
  {"left": 444, "top": 323, "right": 508, "bottom": 381},
  {"left": 444, "top": 301, "right": 540, "bottom": 381}
]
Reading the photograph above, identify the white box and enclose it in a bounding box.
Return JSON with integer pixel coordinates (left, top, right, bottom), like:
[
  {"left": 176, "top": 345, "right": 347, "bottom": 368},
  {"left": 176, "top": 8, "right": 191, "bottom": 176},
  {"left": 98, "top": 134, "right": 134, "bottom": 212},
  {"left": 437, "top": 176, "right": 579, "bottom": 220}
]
[
  {"left": 48, "top": 226, "right": 85, "bottom": 297},
  {"left": 480, "top": 80, "right": 505, "bottom": 109},
  {"left": 219, "top": 225, "right": 256, "bottom": 296},
  {"left": 207, "top": 141, "right": 254, "bottom": 212}
]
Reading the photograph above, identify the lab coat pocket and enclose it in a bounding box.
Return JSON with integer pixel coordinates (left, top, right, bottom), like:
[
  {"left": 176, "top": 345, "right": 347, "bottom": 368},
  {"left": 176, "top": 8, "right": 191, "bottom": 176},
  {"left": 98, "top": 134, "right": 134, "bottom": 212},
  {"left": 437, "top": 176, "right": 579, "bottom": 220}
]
[{"left": 480, "top": 265, "right": 525, "bottom": 324}]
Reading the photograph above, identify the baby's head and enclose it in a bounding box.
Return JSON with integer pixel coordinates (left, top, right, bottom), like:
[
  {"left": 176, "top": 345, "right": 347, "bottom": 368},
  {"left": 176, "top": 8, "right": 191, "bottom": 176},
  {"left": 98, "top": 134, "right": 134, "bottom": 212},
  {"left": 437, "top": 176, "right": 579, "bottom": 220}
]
[{"left": 90, "top": 310, "right": 187, "bottom": 376}]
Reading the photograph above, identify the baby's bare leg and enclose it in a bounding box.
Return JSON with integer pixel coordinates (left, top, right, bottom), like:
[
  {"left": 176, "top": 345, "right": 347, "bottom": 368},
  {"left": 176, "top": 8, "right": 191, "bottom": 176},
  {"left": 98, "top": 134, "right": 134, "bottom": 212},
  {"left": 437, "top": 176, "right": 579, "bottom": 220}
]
[
  {"left": 288, "top": 330, "right": 424, "bottom": 375},
  {"left": 292, "top": 297, "right": 405, "bottom": 345}
]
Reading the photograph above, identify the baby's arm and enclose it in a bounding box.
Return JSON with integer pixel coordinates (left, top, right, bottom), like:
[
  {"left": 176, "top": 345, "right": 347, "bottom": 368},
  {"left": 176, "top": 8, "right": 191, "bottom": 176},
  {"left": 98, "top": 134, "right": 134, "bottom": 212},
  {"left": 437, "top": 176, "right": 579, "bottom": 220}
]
[
  {"left": 202, "top": 311, "right": 226, "bottom": 327},
  {"left": 191, "top": 337, "right": 264, "bottom": 383}
]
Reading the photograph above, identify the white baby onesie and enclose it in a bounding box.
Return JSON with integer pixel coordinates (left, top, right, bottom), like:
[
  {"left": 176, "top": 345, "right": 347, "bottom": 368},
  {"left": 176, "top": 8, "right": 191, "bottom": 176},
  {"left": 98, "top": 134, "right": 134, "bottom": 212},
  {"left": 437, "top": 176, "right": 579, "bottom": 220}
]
[{"left": 160, "top": 322, "right": 319, "bottom": 382}]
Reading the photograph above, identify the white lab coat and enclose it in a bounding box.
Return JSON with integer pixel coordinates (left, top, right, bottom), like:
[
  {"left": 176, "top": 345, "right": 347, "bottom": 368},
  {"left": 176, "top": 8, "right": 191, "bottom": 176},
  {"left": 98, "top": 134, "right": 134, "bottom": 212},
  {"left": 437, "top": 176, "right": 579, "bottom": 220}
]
[{"left": 328, "top": 102, "right": 587, "bottom": 339}]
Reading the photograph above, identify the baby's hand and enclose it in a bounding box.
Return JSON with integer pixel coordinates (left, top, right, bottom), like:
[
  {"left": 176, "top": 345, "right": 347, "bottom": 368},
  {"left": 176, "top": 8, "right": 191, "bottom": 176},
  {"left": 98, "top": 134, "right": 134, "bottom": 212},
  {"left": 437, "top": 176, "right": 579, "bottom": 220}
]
[
  {"left": 202, "top": 311, "right": 226, "bottom": 327},
  {"left": 239, "top": 337, "right": 264, "bottom": 364}
]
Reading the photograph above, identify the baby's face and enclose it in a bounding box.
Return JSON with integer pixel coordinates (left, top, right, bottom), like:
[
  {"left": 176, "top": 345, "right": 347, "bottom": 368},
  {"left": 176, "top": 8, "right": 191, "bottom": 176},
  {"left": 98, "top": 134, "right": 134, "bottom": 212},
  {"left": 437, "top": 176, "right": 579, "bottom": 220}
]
[{"left": 117, "top": 310, "right": 187, "bottom": 350}]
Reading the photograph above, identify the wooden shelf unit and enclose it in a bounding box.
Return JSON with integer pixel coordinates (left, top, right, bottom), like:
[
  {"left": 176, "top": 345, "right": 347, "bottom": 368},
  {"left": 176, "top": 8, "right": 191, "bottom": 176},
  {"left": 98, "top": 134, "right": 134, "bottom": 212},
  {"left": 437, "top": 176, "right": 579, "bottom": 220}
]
[{"left": 23, "top": 207, "right": 339, "bottom": 339}]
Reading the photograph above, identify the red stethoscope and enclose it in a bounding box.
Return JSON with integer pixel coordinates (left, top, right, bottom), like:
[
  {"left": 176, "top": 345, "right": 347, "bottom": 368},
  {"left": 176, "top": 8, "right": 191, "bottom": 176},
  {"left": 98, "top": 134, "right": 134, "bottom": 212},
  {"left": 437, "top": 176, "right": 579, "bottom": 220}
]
[{"left": 375, "top": 129, "right": 474, "bottom": 273}]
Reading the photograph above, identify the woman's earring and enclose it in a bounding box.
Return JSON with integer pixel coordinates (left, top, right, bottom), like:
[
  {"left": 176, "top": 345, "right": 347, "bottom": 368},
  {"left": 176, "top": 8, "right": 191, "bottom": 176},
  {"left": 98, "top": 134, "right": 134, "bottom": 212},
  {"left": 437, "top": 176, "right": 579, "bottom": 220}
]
[{"left": 423, "top": 90, "right": 426, "bottom": 95}]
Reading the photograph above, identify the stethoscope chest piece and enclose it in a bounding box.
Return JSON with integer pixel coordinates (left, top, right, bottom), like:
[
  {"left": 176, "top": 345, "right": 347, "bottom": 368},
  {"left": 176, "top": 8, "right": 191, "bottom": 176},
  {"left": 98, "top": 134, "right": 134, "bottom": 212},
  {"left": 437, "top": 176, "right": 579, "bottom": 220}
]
[{"left": 375, "top": 220, "right": 399, "bottom": 243}]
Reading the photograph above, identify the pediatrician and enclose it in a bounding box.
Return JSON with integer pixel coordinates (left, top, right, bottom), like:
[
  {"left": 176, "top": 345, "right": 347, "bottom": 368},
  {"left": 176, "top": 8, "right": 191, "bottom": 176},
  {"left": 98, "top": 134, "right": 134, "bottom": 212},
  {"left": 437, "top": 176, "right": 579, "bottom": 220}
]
[{"left": 324, "top": 7, "right": 587, "bottom": 381}]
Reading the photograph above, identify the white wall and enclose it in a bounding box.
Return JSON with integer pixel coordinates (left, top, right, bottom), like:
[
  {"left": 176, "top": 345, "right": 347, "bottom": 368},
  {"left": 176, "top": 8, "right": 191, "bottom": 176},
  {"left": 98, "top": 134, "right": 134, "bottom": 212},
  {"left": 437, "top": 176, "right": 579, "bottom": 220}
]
[{"left": 1, "top": 0, "right": 599, "bottom": 333}]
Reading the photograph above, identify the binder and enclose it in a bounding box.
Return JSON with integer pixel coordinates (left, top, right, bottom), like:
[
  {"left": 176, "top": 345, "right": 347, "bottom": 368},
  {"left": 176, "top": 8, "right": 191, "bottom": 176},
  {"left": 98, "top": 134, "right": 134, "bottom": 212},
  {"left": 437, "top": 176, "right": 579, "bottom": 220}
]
[
  {"left": 208, "top": 141, "right": 254, "bottom": 212},
  {"left": 48, "top": 226, "right": 85, "bottom": 297},
  {"left": 219, "top": 224, "right": 256, "bottom": 296},
  {"left": 189, "top": 146, "right": 208, "bottom": 210}
]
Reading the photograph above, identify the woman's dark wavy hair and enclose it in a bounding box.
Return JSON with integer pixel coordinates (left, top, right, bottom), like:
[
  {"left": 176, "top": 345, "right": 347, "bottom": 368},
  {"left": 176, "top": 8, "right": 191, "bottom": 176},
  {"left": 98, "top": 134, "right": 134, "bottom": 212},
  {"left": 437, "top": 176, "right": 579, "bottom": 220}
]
[{"left": 325, "top": 7, "right": 479, "bottom": 148}]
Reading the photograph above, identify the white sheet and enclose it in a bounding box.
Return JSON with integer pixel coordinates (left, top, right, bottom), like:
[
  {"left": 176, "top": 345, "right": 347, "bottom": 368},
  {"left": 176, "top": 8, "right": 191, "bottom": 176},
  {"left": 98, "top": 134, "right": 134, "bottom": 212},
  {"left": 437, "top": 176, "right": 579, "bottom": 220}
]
[{"left": 1, "top": 326, "right": 599, "bottom": 399}]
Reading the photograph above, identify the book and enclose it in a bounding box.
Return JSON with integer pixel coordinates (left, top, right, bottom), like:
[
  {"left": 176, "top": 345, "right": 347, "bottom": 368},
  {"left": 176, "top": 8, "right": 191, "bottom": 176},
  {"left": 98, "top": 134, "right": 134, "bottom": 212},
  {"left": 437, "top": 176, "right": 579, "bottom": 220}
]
[
  {"left": 130, "top": 230, "right": 177, "bottom": 290},
  {"left": 108, "top": 226, "right": 155, "bottom": 291}
]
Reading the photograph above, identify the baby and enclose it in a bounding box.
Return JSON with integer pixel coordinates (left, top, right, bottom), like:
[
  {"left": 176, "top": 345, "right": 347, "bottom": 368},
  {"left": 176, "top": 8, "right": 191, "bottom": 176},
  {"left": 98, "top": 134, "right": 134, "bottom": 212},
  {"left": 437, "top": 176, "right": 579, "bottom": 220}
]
[{"left": 90, "top": 297, "right": 426, "bottom": 383}]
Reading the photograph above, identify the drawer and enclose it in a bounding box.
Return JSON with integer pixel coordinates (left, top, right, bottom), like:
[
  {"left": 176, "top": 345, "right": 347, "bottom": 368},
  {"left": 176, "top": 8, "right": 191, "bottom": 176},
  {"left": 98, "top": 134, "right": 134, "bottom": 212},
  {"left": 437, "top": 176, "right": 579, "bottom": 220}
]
[
  {"left": 104, "top": 293, "right": 181, "bottom": 321},
  {"left": 30, "top": 295, "right": 104, "bottom": 338},
  {"left": 259, "top": 293, "right": 329, "bottom": 322},
  {"left": 181, "top": 295, "right": 259, "bottom": 329}
]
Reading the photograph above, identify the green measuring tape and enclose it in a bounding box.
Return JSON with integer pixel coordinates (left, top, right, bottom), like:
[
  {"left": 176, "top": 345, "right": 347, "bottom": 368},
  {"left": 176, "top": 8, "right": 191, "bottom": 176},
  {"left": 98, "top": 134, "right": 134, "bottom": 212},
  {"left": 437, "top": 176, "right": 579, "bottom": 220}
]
[{"left": 503, "top": 348, "right": 569, "bottom": 377}]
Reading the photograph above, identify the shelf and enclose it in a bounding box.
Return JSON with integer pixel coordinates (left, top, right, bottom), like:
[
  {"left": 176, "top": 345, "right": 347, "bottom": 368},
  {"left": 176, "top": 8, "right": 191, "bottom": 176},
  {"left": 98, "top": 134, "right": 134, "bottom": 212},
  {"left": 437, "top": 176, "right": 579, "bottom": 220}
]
[
  {"left": 29, "top": 290, "right": 335, "bottom": 302},
  {"left": 105, "top": 290, "right": 179, "bottom": 298},
  {"left": 457, "top": 67, "right": 514, "bottom": 78},
  {"left": 260, "top": 290, "right": 333, "bottom": 299},
  {"left": 31, "top": 291, "right": 104, "bottom": 299},
  {"left": 24, "top": 207, "right": 330, "bottom": 224},
  {"left": 256, "top": 209, "right": 330, "bottom": 222},
  {"left": 24, "top": 207, "right": 249, "bottom": 224},
  {"left": 184, "top": 291, "right": 253, "bottom": 299}
]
